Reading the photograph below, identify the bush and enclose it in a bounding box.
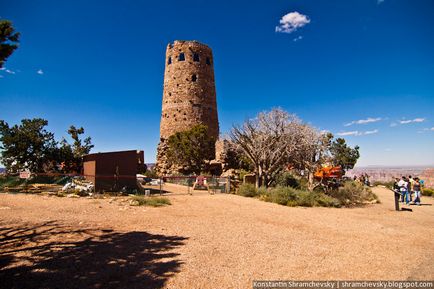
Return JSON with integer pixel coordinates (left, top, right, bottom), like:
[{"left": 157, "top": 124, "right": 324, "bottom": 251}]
[
  {"left": 237, "top": 183, "right": 259, "bottom": 197},
  {"left": 275, "top": 172, "right": 300, "bottom": 188},
  {"left": 314, "top": 193, "right": 342, "bottom": 208},
  {"left": 290, "top": 190, "right": 341, "bottom": 208},
  {"left": 330, "top": 181, "right": 378, "bottom": 205},
  {"left": 0, "top": 176, "right": 24, "bottom": 189},
  {"left": 144, "top": 169, "right": 159, "bottom": 179},
  {"left": 422, "top": 188, "right": 434, "bottom": 197},
  {"left": 260, "top": 186, "right": 341, "bottom": 208},
  {"left": 130, "top": 196, "right": 171, "bottom": 207},
  {"left": 236, "top": 181, "right": 374, "bottom": 208},
  {"left": 262, "top": 186, "right": 297, "bottom": 205}
]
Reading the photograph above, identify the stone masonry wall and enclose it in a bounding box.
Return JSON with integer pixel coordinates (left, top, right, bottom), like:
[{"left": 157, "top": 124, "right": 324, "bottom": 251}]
[{"left": 156, "top": 40, "right": 219, "bottom": 175}]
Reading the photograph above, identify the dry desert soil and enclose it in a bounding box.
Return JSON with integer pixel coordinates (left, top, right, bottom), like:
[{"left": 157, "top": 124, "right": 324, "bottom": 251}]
[{"left": 0, "top": 186, "right": 433, "bottom": 289}]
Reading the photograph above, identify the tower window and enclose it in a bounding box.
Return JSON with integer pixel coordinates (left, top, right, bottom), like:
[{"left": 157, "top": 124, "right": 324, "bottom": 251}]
[
  {"left": 167, "top": 57, "right": 171, "bottom": 64},
  {"left": 193, "top": 53, "right": 200, "bottom": 62},
  {"left": 192, "top": 74, "right": 197, "bottom": 82},
  {"left": 178, "top": 53, "right": 185, "bottom": 61},
  {"left": 206, "top": 57, "right": 211, "bottom": 65}
]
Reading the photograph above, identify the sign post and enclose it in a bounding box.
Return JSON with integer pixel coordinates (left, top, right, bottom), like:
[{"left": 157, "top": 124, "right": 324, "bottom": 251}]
[{"left": 19, "top": 171, "right": 31, "bottom": 179}]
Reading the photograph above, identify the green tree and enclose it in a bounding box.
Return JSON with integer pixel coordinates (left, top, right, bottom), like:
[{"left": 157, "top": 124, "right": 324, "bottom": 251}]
[
  {"left": 0, "top": 20, "right": 20, "bottom": 68},
  {"left": 67, "top": 125, "right": 93, "bottom": 159},
  {"left": 0, "top": 120, "right": 94, "bottom": 174},
  {"left": 329, "top": 137, "right": 360, "bottom": 172},
  {"left": 166, "top": 125, "right": 215, "bottom": 175},
  {"left": 57, "top": 126, "right": 94, "bottom": 172},
  {"left": 0, "top": 119, "right": 57, "bottom": 173}
]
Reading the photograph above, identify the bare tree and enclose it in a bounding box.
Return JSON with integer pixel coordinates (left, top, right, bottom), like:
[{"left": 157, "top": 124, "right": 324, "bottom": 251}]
[
  {"left": 231, "top": 107, "right": 359, "bottom": 191},
  {"left": 288, "top": 127, "right": 332, "bottom": 191},
  {"left": 230, "top": 108, "right": 301, "bottom": 188}
]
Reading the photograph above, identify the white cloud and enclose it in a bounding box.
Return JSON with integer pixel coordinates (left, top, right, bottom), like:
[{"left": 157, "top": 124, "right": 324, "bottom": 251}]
[
  {"left": 399, "top": 118, "right": 425, "bottom": 124},
  {"left": 337, "top": 131, "right": 360, "bottom": 136},
  {"left": 5, "top": 69, "right": 15, "bottom": 74},
  {"left": 420, "top": 127, "right": 434, "bottom": 132},
  {"left": 390, "top": 122, "right": 397, "bottom": 127},
  {"left": 0, "top": 67, "right": 5, "bottom": 71},
  {"left": 37, "top": 69, "right": 44, "bottom": 75},
  {"left": 364, "top": 129, "right": 379, "bottom": 135},
  {"left": 293, "top": 36, "right": 303, "bottom": 42},
  {"left": 276, "top": 12, "right": 310, "bottom": 34},
  {"left": 337, "top": 129, "right": 379, "bottom": 136},
  {"left": 344, "top": 117, "right": 382, "bottom": 126}
]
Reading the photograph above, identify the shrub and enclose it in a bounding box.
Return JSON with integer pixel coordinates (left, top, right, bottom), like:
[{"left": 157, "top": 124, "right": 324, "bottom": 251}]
[
  {"left": 330, "top": 181, "right": 378, "bottom": 205},
  {"left": 130, "top": 196, "right": 171, "bottom": 207},
  {"left": 236, "top": 181, "right": 370, "bottom": 208},
  {"left": 144, "top": 169, "right": 159, "bottom": 179},
  {"left": 422, "top": 188, "right": 434, "bottom": 197},
  {"left": 256, "top": 186, "right": 268, "bottom": 197},
  {"left": 264, "top": 186, "right": 297, "bottom": 205},
  {"left": 237, "top": 183, "right": 258, "bottom": 197},
  {"left": 314, "top": 193, "right": 342, "bottom": 207},
  {"left": 237, "top": 184, "right": 342, "bottom": 208},
  {"left": 275, "top": 172, "right": 300, "bottom": 188},
  {"left": 293, "top": 191, "right": 341, "bottom": 208},
  {"left": 0, "top": 176, "right": 24, "bottom": 189},
  {"left": 293, "top": 190, "right": 315, "bottom": 207}
]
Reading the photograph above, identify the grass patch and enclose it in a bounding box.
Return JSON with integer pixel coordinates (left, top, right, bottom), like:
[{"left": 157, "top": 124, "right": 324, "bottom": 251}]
[{"left": 130, "top": 196, "right": 171, "bottom": 207}]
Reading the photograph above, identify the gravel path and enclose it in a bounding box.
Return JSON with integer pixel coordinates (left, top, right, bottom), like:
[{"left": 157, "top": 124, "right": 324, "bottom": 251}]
[{"left": 0, "top": 187, "right": 433, "bottom": 288}]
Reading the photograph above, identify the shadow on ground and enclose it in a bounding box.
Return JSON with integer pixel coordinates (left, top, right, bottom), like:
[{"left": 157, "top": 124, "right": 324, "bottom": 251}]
[{"left": 0, "top": 221, "right": 187, "bottom": 289}]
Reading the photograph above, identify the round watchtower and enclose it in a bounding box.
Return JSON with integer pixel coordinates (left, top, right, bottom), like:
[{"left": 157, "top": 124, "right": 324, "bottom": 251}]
[
  {"left": 159, "top": 40, "right": 219, "bottom": 139},
  {"left": 156, "top": 40, "right": 219, "bottom": 175}
]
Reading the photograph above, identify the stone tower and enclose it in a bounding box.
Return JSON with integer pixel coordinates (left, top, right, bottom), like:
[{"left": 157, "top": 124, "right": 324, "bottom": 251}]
[{"left": 156, "top": 40, "right": 219, "bottom": 175}]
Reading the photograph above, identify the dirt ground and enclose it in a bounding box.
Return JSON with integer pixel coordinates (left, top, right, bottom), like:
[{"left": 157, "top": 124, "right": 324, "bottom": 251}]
[{"left": 1, "top": 186, "right": 433, "bottom": 289}]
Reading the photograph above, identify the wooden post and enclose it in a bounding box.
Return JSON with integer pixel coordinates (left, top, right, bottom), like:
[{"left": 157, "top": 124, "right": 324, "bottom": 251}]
[{"left": 394, "top": 190, "right": 400, "bottom": 211}]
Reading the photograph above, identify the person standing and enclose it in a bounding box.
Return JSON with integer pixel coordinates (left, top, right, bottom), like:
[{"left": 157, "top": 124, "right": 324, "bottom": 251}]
[
  {"left": 408, "top": 175, "right": 414, "bottom": 202},
  {"left": 397, "top": 176, "right": 409, "bottom": 204},
  {"left": 393, "top": 178, "right": 400, "bottom": 192},
  {"left": 413, "top": 177, "right": 422, "bottom": 205},
  {"left": 392, "top": 177, "right": 401, "bottom": 210}
]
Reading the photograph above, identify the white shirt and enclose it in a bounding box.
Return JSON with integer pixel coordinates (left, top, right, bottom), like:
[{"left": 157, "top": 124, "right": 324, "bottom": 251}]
[{"left": 397, "top": 179, "right": 408, "bottom": 192}]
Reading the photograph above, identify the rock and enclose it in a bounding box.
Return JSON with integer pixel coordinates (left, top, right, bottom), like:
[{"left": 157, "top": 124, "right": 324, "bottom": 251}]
[{"left": 130, "top": 199, "right": 140, "bottom": 206}]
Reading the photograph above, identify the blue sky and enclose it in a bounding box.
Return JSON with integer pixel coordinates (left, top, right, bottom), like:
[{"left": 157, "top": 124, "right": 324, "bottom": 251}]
[{"left": 1, "top": 0, "right": 433, "bottom": 166}]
